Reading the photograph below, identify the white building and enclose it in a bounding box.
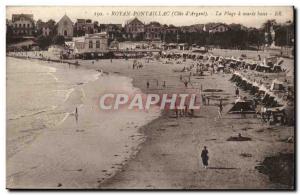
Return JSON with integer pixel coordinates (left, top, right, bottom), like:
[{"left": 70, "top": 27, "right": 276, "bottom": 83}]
[
  {"left": 73, "top": 32, "right": 108, "bottom": 54},
  {"left": 209, "top": 24, "right": 230, "bottom": 33},
  {"left": 11, "top": 14, "right": 35, "bottom": 36}
]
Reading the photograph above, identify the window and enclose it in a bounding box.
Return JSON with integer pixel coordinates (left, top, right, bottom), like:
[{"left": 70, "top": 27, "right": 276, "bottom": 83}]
[
  {"left": 23, "top": 24, "right": 25, "bottom": 28},
  {"left": 89, "top": 40, "right": 93, "bottom": 48},
  {"left": 64, "top": 30, "right": 68, "bottom": 36},
  {"left": 27, "top": 24, "right": 30, "bottom": 28},
  {"left": 19, "top": 24, "right": 21, "bottom": 27},
  {"left": 96, "top": 40, "right": 100, "bottom": 48}
]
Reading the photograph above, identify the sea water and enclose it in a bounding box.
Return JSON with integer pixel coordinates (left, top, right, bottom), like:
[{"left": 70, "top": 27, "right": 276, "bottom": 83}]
[{"left": 7, "top": 57, "right": 161, "bottom": 188}]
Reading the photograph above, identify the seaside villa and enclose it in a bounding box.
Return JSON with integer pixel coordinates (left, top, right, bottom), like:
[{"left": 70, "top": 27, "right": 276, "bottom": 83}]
[{"left": 71, "top": 32, "right": 108, "bottom": 58}]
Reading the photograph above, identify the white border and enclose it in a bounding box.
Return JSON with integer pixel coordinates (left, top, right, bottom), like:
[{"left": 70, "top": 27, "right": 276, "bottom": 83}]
[{"left": 1, "top": 0, "right": 299, "bottom": 195}]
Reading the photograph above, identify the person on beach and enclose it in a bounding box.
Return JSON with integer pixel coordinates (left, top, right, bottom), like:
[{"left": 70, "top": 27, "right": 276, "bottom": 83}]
[
  {"left": 202, "top": 94, "right": 206, "bottom": 105},
  {"left": 163, "top": 81, "right": 166, "bottom": 88},
  {"left": 218, "top": 100, "right": 223, "bottom": 119},
  {"left": 184, "top": 81, "right": 188, "bottom": 88},
  {"left": 184, "top": 103, "right": 189, "bottom": 117},
  {"left": 75, "top": 107, "right": 79, "bottom": 123},
  {"left": 201, "top": 146, "right": 209, "bottom": 169},
  {"left": 235, "top": 87, "right": 240, "bottom": 97},
  {"left": 174, "top": 104, "right": 179, "bottom": 118}
]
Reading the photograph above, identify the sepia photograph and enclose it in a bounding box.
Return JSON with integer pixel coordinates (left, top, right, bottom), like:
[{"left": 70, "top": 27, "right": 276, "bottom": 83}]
[{"left": 5, "top": 6, "right": 295, "bottom": 190}]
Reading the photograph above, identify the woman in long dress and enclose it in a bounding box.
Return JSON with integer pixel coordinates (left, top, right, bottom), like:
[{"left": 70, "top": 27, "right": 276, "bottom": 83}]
[{"left": 201, "top": 146, "right": 209, "bottom": 168}]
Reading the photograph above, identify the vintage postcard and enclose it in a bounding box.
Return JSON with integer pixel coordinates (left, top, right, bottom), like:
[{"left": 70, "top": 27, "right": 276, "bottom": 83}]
[{"left": 6, "top": 6, "right": 295, "bottom": 190}]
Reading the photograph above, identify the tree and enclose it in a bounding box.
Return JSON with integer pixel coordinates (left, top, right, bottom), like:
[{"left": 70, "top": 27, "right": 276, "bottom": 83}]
[
  {"left": 274, "top": 22, "right": 294, "bottom": 47},
  {"left": 52, "top": 35, "right": 65, "bottom": 45},
  {"left": 36, "top": 35, "right": 52, "bottom": 49},
  {"left": 247, "top": 29, "right": 264, "bottom": 50}
]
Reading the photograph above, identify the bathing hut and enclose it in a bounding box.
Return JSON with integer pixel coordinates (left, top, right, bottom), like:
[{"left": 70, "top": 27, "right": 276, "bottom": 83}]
[{"left": 228, "top": 98, "right": 255, "bottom": 114}]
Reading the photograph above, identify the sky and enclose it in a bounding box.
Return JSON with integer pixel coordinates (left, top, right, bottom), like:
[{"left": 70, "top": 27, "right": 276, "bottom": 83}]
[{"left": 6, "top": 6, "right": 294, "bottom": 28}]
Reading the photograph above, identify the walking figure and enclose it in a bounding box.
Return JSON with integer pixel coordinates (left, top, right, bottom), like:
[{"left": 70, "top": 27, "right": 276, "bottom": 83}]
[
  {"left": 163, "top": 81, "right": 166, "bottom": 88},
  {"left": 218, "top": 100, "right": 223, "bottom": 119},
  {"left": 235, "top": 87, "right": 240, "bottom": 97},
  {"left": 75, "top": 107, "right": 79, "bottom": 123},
  {"left": 201, "top": 146, "right": 209, "bottom": 169},
  {"left": 184, "top": 81, "right": 188, "bottom": 88},
  {"left": 202, "top": 94, "right": 206, "bottom": 105}
]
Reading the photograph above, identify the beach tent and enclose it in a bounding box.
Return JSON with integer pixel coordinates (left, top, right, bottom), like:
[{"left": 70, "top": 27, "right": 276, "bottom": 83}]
[
  {"left": 270, "top": 79, "right": 285, "bottom": 91},
  {"left": 247, "top": 62, "right": 257, "bottom": 70},
  {"left": 244, "top": 80, "right": 253, "bottom": 91},
  {"left": 250, "top": 81, "right": 260, "bottom": 95},
  {"left": 265, "top": 56, "right": 278, "bottom": 67},
  {"left": 228, "top": 98, "right": 255, "bottom": 114},
  {"left": 262, "top": 90, "right": 278, "bottom": 107},
  {"left": 230, "top": 73, "right": 238, "bottom": 82},
  {"left": 167, "top": 43, "right": 177, "bottom": 50},
  {"left": 256, "top": 63, "right": 271, "bottom": 72},
  {"left": 258, "top": 85, "right": 268, "bottom": 93},
  {"left": 272, "top": 64, "right": 283, "bottom": 72},
  {"left": 238, "top": 77, "right": 249, "bottom": 88},
  {"left": 217, "top": 64, "right": 225, "bottom": 71}
]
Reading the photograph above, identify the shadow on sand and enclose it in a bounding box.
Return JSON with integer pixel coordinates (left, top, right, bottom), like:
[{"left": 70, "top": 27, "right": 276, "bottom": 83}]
[{"left": 207, "top": 167, "right": 238, "bottom": 170}]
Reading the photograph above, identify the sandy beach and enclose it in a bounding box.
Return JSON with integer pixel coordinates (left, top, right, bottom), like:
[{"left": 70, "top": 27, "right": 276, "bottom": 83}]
[
  {"left": 6, "top": 57, "right": 160, "bottom": 188},
  {"left": 79, "top": 57, "right": 294, "bottom": 189},
  {"left": 6, "top": 50, "right": 294, "bottom": 189}
]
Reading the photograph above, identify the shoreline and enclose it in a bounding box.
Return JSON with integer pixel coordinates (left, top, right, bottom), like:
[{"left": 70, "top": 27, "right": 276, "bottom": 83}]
[
  {"left": 7, "top": 56, "right": 162, "bottom": 189},
  {"left": 7, "top": 52, "right": 294, "bottom": 189}
]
